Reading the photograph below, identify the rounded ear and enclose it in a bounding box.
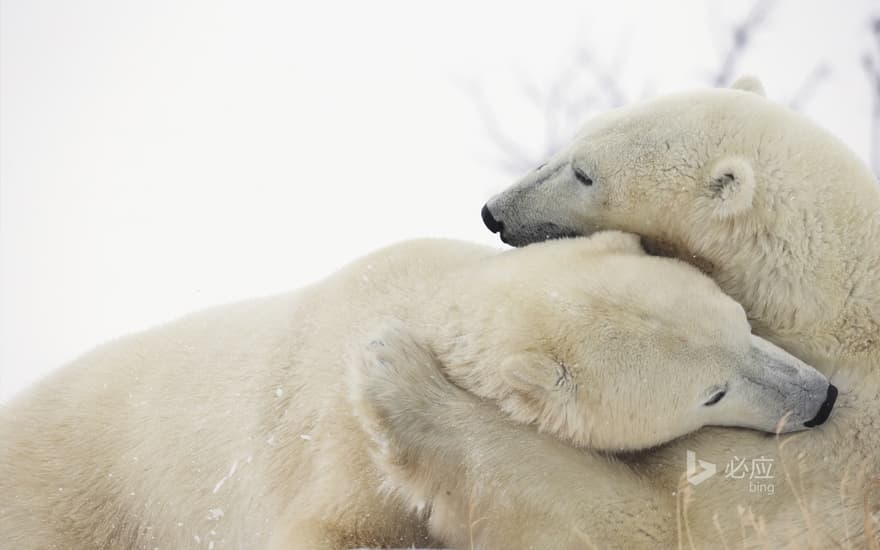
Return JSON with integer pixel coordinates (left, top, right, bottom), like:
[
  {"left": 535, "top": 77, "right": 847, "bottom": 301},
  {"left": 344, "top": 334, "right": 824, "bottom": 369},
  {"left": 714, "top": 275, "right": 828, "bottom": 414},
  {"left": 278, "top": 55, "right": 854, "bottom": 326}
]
[
  {"left": 730, "top": 75, "right": 766, "bottom": 97},
  {"left": 500, "top": 353, "right": 572, "bottom": 395},
  {"left": 702, "top": 156, "right": 756, "bottom": 219}
]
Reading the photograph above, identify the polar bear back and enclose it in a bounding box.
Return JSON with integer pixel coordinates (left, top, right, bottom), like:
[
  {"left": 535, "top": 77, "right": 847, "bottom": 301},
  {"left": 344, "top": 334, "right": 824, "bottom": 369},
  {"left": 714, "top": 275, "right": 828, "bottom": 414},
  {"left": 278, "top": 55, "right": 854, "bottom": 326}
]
[{"left": 0, "top": 238, "right": 493, "bottom": 549}]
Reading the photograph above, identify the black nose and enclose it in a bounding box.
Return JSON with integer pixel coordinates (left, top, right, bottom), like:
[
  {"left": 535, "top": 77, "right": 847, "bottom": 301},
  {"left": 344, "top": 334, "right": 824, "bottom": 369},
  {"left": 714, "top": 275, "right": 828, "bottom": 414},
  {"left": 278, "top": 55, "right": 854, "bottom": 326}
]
[
  {"left": 804, "top": 384, "right": 838, "bottom": 428},
  {"left": 481, "top": 204, "right": 504, "bottom": 234}
]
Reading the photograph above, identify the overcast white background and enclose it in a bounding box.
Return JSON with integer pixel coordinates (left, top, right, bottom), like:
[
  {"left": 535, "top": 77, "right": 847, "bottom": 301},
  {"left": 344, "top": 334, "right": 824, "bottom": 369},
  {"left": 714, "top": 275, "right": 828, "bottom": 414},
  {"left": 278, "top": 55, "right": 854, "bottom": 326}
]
[{"left": 1, "top": 0, "right": 877, "bottom": 400}]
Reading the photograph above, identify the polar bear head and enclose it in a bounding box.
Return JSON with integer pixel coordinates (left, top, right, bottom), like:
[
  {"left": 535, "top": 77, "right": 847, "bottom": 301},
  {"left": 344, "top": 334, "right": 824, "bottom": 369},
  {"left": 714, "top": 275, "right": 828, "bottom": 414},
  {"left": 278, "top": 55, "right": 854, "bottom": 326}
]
[
  {"left": 442, "top": 232, "right": 836, "bottom": 452},
  {"left": 480, "top": 77, "right": 879, "bottom": 352},
  {"left": 481, "top": 76, "right": 838, "bottom": 244}
]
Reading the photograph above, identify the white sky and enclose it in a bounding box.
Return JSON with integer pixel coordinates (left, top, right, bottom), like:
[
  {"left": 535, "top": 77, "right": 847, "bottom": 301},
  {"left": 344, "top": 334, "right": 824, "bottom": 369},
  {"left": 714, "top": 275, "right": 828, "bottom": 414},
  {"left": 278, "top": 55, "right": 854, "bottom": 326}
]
[{"left": 1, "top": 0, "right": 877, "bottom": 400}]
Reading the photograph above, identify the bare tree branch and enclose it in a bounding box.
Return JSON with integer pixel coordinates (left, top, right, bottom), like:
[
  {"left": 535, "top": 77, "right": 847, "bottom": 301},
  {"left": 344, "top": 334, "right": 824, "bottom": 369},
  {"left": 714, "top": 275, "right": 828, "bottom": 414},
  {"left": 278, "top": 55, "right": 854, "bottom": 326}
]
[
  {"left": 711, "top": 0, "right": 776, "bottom": 86},
  {"left": 460, "top": 80, "right": 537, "bottom": 174},
  {"left": 862, "top": 18, "right": 880, "bottom": 178},
  {"left": 469, "top": 0, "right": 834, "bottom": 177},
  {"left": 787, "top": 64, "right": 831, "bottom": 110},
  {"left": 575, "top": 49, "right": 628, "bottom": 107}
]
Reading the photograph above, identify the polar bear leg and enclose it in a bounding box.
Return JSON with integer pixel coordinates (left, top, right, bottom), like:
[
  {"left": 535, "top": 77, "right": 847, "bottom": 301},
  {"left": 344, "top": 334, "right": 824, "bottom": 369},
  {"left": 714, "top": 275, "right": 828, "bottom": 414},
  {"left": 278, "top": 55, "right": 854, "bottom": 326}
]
[{"left": 349, "top": 325, "right": 675, "bottom": 549}]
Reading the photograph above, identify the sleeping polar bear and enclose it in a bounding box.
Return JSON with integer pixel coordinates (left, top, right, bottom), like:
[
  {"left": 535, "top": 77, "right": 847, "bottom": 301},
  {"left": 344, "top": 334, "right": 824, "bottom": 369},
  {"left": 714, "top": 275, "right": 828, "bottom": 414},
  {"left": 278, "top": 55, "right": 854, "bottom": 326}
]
[
  {"left": 368, "top": 77, "right": 880, "bottom": 548},
  {"left": 0, "top": 233, "right": 833, "bottom": 550}
]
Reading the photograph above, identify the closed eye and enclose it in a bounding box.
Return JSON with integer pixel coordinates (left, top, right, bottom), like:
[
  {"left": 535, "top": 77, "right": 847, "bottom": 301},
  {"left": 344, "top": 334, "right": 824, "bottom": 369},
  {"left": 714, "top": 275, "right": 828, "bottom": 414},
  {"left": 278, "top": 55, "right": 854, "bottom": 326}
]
[
  {"left": 703, "top": 390, "right": 726, "bottom": 406},
  {"left": 573, "top": 166, "right": 593, "bottom": 186}
]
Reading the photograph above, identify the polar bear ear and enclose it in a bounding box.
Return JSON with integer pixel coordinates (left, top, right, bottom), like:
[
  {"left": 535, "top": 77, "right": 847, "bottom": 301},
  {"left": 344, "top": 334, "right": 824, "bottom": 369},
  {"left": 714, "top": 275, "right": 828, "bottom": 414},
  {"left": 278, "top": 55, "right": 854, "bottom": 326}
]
[
  {"left": 500, "top": 353, "right": 573, "bottom": 396},
  {"left": 730, "top": 75, "right": 766, "bottom": 97},
  {"left": 702, "top": 156, "right": 756, "bottom": 219}
]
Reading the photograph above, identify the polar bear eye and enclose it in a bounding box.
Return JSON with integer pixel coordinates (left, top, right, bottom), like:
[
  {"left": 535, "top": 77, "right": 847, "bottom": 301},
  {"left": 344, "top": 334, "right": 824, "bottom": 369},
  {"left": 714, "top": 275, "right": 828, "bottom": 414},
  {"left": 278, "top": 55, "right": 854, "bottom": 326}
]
[
  {"left": 703, "top": 390, "right": 727, "bottom": 406},
  {"left": 573, "top": 166, "right": 593, "bottom": 186}
]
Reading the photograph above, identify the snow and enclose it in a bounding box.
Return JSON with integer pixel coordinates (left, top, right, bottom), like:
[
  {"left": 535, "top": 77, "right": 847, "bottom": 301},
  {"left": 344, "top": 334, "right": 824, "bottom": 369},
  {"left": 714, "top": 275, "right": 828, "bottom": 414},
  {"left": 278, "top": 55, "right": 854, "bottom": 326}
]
[
  {"left": 212, "top": 461, "right": 239, "bottom": 494},
  {"left": 211, "top": 478, "right": 226, "bottom": 495}
]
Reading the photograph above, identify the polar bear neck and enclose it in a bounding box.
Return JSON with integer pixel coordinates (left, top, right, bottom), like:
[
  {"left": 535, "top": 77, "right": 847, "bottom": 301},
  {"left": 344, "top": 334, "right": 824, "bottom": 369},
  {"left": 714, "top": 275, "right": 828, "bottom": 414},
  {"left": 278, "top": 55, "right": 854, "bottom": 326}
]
[{"left": 657, "top": 179, "right": 880, "bottom": 385}]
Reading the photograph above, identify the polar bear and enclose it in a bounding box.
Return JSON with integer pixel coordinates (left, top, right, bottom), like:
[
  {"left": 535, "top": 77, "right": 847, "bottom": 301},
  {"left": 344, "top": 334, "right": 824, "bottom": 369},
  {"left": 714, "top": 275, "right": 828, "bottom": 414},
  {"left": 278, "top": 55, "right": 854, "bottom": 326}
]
[
  {"left": 0, "top": 233, "right": 833, "bottom": 550},
  {"left": 373, "top": 78, "right": 880, "bottom": 547},
  {"left": 352, "top": 323, "right": 675, "bottom": 549},
  {"left": 480, "top": 75, "right": 878, "bottom": 375}
]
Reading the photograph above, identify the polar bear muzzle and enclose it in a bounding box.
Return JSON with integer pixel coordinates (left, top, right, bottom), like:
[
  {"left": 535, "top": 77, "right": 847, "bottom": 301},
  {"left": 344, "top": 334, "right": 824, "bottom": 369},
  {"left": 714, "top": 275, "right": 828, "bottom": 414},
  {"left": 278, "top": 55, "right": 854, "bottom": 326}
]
[
  {"left": 482, "top": 202, "right": 583, "bottom": 246},
  {"left": 718, "top": 335, "right": 838, "bottom": 434}
]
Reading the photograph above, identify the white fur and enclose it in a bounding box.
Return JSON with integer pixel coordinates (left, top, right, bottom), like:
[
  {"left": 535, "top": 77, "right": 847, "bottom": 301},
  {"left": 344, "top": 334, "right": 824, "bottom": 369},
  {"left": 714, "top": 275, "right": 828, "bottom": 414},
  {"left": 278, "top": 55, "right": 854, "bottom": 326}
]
[
  {"left": 0, "top": 233, "right": 829, "bottom": 549},
  {"left": 448, "top": 77, "right": 880, "bottom": 547}
]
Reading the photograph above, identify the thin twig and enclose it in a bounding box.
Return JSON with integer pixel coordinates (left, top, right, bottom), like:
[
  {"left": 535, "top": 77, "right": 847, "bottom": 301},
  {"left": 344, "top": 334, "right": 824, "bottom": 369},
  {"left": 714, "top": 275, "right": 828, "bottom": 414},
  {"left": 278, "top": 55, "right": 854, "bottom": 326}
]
[
  {"left": 788, "top": 64, "right": 831, "bottom": 110},
  {"left": 862, "top": 19, "right": 880, "bottom": 179},
  {"left": 712, "top": 0, "right": 776, "bottom": 86}
]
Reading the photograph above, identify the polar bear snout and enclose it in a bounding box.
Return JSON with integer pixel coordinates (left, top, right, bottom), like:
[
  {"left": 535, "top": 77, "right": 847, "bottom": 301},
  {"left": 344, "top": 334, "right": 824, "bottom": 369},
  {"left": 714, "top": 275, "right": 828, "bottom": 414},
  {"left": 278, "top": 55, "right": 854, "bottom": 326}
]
[
  {"left": 482, "top": 175, "right": 593, "bottom": 247},
  {"left": 481, "top": 204, "right": 504, "bottom": 234},
  {"left": 483, "top": 200, "right": 583, "bottom": 246},
  {"left": 774, "top": 378, "right": 836, "bottom": 432},
  {"left": 717, "top": 335, "right": 839, "bottom": 435},
  {"left": 803, "top": 383, "right": 838, "bottom": 428}
]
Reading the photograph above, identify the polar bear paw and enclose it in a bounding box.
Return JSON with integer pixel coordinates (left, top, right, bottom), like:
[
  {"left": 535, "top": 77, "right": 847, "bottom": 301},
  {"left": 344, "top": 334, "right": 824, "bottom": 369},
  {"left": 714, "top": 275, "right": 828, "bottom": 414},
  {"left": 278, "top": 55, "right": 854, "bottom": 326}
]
[
  {"left": 348, "top": 321, "right": 471, "bottom": 501},
  {"left": 349, "top": 321, "right": 463, "bottom": 441}
]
